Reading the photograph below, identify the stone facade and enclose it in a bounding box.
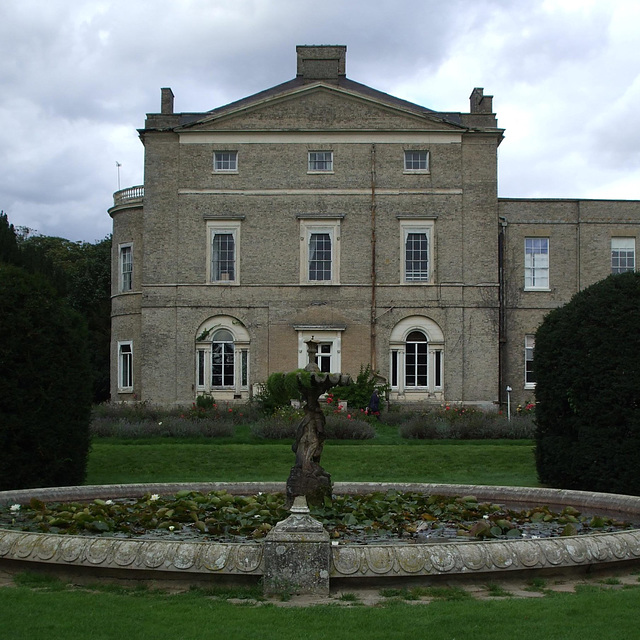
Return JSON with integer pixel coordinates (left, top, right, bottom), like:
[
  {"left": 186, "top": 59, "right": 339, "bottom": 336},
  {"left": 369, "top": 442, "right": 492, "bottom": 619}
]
[{"left": 108, "top": 45, "right": 640, "bottom": 407}]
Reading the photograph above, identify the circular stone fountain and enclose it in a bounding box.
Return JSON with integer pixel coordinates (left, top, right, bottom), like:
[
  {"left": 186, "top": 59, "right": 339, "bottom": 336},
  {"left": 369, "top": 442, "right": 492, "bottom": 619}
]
[{"left": 2, "top": 481, "right": 640, "bottom": 590}]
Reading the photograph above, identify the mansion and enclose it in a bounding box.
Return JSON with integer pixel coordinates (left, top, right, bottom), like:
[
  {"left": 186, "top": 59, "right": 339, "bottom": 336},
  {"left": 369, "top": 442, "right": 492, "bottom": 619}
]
[{"left": 109, "top": 45, "right": 640, "bottom": 407}]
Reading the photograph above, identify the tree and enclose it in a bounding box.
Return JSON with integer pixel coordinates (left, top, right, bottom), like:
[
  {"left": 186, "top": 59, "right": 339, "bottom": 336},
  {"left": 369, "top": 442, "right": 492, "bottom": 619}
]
[
  {"left": 1, "top": 213, "right": 112, "bottom": 402},
  {"left": 0, "top": 263, "right": 93, "bottom": 490},
  {"left": 534, "top": 271, "right": 640, "bottom": 494},
  {"left": 0, "top": 211, "right": 21, "bottom": 266}
]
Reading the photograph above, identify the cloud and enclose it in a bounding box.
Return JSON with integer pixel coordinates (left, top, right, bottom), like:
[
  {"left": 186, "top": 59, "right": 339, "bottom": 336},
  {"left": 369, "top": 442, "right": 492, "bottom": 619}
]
[{"left": 0, "top": 0, "right": 639, "bottom": 241}]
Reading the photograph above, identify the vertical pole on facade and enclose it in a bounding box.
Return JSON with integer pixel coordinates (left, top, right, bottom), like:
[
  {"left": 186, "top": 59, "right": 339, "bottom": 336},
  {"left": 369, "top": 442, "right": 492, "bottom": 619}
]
[
  {"left": 498, "top": 217, "right": 508, "bottom": 406},
  {"left": 370, "top": 144, "right": 377, "bottom": 370},
  {"left": 506, "top": 385, "right": 512, "bottom": 422}
]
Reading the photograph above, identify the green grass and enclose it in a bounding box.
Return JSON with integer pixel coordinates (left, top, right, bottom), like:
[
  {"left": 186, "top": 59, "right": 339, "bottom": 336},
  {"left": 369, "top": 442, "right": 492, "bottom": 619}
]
[
  {"left": 86, "top": 440, "right": 537, "bottom": 486},
  {"left": 380, "top": 586, "right": 471, "bottom": 601},
  {"left": 5, "top": 436, "right": 638, "bottom": 638},
  {"left": 2, "top": 577, "right": 640, "bottom": 639}
]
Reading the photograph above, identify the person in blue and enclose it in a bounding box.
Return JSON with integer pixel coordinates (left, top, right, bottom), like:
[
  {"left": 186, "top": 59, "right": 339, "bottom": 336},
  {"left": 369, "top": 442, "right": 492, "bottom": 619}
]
[{"left": 367, "top": 388, "right": 381, "bottom": 420}]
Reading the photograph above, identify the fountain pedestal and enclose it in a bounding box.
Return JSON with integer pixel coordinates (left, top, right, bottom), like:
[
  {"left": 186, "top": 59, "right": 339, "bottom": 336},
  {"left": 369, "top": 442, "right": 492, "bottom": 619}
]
[{"left": 263, "top": 496, "right": 330, "bottom": 596}]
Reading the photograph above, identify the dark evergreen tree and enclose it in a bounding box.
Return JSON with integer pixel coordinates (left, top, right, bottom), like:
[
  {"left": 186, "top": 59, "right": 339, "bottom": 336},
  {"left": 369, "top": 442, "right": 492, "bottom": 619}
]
[
  {"left": 2, "top": 213, "right": 112, "bottom": 403},
  {"left": 0, "top": 263, "right": 93, "bottom": 490},
  {"left": 0, "top": 211, "right": 21, "bottom": 265},
  {"left": 535, "top": 271, "right": 640, "bottom": 494}
]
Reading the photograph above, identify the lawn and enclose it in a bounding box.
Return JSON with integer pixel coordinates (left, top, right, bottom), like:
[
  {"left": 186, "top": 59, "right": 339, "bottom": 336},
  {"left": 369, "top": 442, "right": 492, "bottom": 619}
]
[
  {"left": 2, "top": 575, "right": 640, "bottom": 640},
  {"left": 86, "top": 440, "right": 537, "bottom": 486},
  {"left": 3, "top": 433, "right": 639, "bottom": 639}
]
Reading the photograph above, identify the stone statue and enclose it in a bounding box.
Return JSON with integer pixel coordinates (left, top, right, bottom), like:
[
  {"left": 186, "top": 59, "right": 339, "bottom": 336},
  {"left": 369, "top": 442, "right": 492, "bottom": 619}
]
[{"left": 285, "top": 339, "right": 350, "bottom": 508}]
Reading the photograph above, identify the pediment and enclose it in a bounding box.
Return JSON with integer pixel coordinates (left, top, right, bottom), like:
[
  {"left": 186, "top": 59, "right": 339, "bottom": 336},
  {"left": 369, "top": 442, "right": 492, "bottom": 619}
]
[{"left": 180, "top": 84, "right": 463, "bottom": 133}]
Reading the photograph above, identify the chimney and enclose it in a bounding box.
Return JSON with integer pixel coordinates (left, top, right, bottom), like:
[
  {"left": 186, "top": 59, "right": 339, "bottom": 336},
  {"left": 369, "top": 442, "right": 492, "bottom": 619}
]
[
  {"left": 469, "top": 87, "right": 493, "bottom": 114},
  {"left": 161, "top": 88, "right": 175, "bottom": 114},
  {"left": 296, "top": 45, "right": 346, "bottom": 82}
]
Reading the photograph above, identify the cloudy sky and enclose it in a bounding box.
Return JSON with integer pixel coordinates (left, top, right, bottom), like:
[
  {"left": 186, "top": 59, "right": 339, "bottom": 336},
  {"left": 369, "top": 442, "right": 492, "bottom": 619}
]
[{"left": 1, "top": 0, "right": 639, "bottom": 242}]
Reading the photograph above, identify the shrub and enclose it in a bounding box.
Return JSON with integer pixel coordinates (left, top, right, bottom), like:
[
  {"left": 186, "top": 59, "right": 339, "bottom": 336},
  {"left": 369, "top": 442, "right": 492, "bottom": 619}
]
[
  {"left": 325, "top": 413, "right": 376, "bottom": 440},
  {"left": 0, "top": 264, "right": 92, "bottom": 489},
  {"left": 255, "top": 370, "right": 304, "bottom": 414},
  {"left": 250, "top": 409, "right": 375, "bottom": 440},
  {"left": 90, "top": 416, "right": 234, "bottom": 439},
  {"left": 379, "top": 406, "right": 418, "bottom": 427},
  {"left": 195, "top": 394, "right": 216, "bottom": 410},
  {"left": 399, "top": 406, "right": 535, "bottom": 440},
  {"left": 331, "top": 364, "right": 387, "bottom": 411},
  {"left": 250, "top": 417, "right": 298, "bottom": 440},
  {"left": 90, "top": 401, "right": 258, "bottom": 438},
  {"left": 535, "top": 272, "right": 640, "bottom": 494},
  {"left": 92, "top": 401, "right": 168, "bottom": 423}
]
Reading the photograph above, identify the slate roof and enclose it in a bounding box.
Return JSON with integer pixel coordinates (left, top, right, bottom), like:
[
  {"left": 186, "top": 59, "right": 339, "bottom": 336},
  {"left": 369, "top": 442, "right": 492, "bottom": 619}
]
[{"left": 176, "top": 75, "right": 465, "bottom": 129}]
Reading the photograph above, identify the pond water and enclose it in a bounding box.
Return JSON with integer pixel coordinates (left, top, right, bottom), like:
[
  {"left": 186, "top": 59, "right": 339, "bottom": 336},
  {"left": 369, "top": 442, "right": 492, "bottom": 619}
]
[{"left": 1, "top": 490, "right": 636, "bottom": 545}]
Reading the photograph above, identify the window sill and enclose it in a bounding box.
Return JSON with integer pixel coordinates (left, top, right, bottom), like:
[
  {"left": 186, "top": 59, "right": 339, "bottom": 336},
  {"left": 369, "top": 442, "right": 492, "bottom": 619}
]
[
  {"left": 403, "top": 170, "right": 430, "bottom": 175},
  {"left": 301, "top": 282, "right": 340, "bottom": 286},
  {"left": 524, "top": 288, "right": 551, "bottom": 292},
  {"left": 524, "top": 383, "right": 537, "bottom": 390},
  {"left": 212, "top": 170, "right": 238, "bottom": 175},
  {"left": 307, "top": 171, "right": 334, "bottom": 175},
  {"left": 209, "top": 281, "right": 239, "bottom": 285}
]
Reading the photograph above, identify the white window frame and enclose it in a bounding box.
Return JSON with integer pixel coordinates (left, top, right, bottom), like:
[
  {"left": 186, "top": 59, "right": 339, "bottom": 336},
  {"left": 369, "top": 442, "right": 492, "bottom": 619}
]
[
  {"left": 308, "top": 151, "right": 333, "bottom": 173},
  {"left": 389, "top": 316, "right": 444, "bottom": 397},
  {"left": 117, "top": 341, "right": 133, "bottom": 392},
  {"left": 195, "top": 316, "right": 250, "bottom": 395},
  {"left": 295, "top": 327, "right": 344, "bottom": 373},
  {"left": 213, "top": 151, "right": 238, "bottom": 173},
  {"left": 119, "top": 243, "right": 133, "bottom": 292},
  {"left": 404, "top": 330, "right": 430, "bottom": 388},
  {"left": 403, "top": 150, "right": 430, "bottom": 173},
  {"left": 299, "top": 218, "right": 341, "bottom": 285},
  {"left": 211, "top": 328, "right": 236, "bottom": 388},
  {"left": 400, "top": 221, "right": 434, "bottom": 283},
  {"left": 524, "top": 334, "right": 536, "bottom": 389},
  {"left": 207, "top": 221, "right": 240, "bottom": 284},
  {"left": 524, "top": 237, "right": 550, "bottom": 290},
  {"left": 611, "top": 237, "right": 636, "bottom": 274}
]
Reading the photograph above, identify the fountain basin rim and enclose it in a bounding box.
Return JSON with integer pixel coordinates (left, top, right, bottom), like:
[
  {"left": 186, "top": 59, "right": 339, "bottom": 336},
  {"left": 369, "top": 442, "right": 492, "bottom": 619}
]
[
  {"left": 3, "top": 482, "right": 640, "bottom": 517},
  {"left": 3, "top": 483, "right": 640, "bottom": 583}
]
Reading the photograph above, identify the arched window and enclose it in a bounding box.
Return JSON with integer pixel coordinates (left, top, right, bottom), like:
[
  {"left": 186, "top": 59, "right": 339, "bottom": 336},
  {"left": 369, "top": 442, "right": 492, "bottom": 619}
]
[
  {"left": 195, "top": 316, "right": 250, "bottom": 397},
  {"left": 389, "top": 316, "right": 444, "bottom": 397},
  {"left": 212, "top": 329, "right": 235, "bottom": 387},
  {"left": 405, "top": 330, "right": 428, "bottom": 387}
]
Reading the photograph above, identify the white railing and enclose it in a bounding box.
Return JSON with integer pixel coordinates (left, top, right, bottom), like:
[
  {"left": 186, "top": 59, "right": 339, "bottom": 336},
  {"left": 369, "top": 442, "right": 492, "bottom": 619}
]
[{"left": 113, "top": 185, "right": 144, "bottom": 207}]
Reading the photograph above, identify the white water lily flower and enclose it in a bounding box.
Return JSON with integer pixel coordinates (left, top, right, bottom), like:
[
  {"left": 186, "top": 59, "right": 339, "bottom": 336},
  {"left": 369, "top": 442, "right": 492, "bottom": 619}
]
[
  {"left": 105, "top": 500, "right": 114, "bottom": 505},
  {"left": 169, "top": 525, "right": 175, "bottom": 531},
  {"left": 9, "top": 504, "right": 20, "bottom": 513},
  {"left": 150, "top": 494, "right": 160, "bottom": 501}
]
